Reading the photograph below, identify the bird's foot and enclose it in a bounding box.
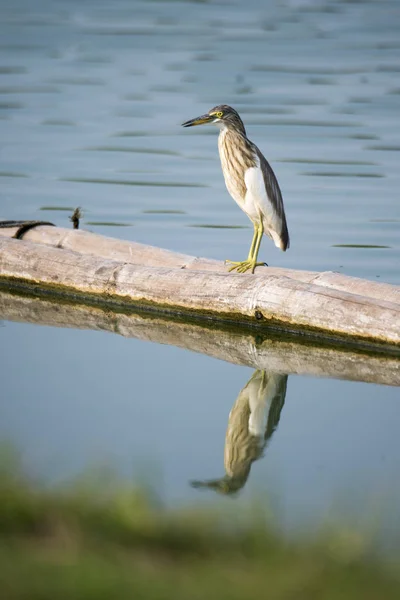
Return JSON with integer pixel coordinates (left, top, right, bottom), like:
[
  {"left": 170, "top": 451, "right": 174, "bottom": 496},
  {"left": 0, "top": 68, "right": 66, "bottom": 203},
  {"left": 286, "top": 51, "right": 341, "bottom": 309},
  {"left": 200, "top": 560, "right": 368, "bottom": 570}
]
[{"left": 225, "top": 259, "right": 266, "bottom": 274}]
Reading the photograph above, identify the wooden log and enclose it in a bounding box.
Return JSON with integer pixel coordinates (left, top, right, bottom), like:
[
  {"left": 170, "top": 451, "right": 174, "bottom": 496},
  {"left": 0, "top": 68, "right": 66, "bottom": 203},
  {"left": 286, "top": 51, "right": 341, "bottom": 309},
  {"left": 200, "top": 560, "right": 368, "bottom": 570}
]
[
  {"left": 0, "top": 224, "right": 398, "bottom": 304},
  {"left": 0, "top": 229, "right": 399, "bottom": 348},
  {"left": 0, "top": 290, "right": 398, "bottom": 386}
]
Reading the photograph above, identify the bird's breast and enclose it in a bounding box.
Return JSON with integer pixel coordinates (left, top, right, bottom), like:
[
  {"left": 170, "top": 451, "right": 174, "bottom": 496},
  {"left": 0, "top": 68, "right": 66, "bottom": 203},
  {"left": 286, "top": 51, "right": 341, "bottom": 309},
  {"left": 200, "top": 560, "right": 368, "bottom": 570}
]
[{"left": 218, "top": 130, "right": 250, "bottom": 207}]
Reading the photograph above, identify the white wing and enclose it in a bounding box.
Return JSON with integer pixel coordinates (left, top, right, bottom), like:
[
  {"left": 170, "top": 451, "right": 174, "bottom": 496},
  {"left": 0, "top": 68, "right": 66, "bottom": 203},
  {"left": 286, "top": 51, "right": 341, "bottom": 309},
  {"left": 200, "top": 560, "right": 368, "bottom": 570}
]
[
  {"left": 247, "top": 371, "right": 283, "bottom": 438},
  {"left": 244, "top": 153, "right": 289, "bottom": 251}
]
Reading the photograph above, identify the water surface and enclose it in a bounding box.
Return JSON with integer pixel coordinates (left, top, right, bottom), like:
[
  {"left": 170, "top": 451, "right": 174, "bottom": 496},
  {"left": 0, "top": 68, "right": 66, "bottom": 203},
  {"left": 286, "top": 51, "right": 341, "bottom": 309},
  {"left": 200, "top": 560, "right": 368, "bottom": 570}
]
[{"left": 0, "top": 0, "right": 399, "bottom": 547}]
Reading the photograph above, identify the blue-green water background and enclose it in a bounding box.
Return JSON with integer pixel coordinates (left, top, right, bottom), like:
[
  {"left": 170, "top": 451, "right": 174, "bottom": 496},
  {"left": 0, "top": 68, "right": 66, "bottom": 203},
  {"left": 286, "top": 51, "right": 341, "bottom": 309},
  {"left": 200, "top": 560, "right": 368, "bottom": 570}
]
[{"left": 0, "top": 0, "right": 399, "bottom": 544}]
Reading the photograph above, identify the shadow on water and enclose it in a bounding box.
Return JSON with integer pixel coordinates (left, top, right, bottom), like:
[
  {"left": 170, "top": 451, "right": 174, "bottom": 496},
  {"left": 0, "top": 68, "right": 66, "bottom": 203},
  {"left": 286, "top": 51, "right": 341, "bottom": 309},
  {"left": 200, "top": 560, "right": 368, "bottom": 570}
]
[
  {"left": 191, "top": 369, "right": 288, "bottom": 495},
  {"left": 188, "top": 224, "right": 250, "bottom": 229},
  {"left": 60, "top": 177, "right": 207, "bottom": 188},
  {"left": 111, "top": 131, "right": 149, "bottom": 137},
  {"left": 85, "top": 221, "right": 133, "bottom": 227},
  {"left": 332, "top": 244, "right": 390, "bottom": 249},
  {"left": 86, "top": 146, "right": 181, "bottom": 156},
  {"left": 0, "top": 66, "right": 27, "bottom": 74},
  {"left": 366, "top": 145, "right": 400, "bottom": 152},
  {"left": 46, "top": 77, "right": 104, "bottom": 86},
  {"left": 42, "top": 119, "right": 76, "bottom": 126},
  {"left": 39, "top": 206, "right": 76, "bottom": 211},
  {"left": 0, "top": 85, "right": 60, "bottom": 94},
  {"left": 0, "top": 101, "right": 23, "bottom": 109},
  {"left": 0, "top": 171, "right": 29, "bottom": 178},
  {"left": 277, "top": 158, "right": 377, "bottom": 166},
  {"left": 301, "top": 172, "right": 384, "bottom": 178},
  {"left": 250, "top": 65, "right": 369, "bottom": 75},
  {"left": 142, "top": 209, "right": 186, "bottom": 214}
]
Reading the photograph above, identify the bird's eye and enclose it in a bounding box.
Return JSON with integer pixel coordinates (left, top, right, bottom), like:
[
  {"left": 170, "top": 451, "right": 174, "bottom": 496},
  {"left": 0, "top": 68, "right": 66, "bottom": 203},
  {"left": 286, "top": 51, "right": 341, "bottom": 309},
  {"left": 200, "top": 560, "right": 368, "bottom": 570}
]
[{"left": 215, "top": 111, "right": 223, "bottom": 118}]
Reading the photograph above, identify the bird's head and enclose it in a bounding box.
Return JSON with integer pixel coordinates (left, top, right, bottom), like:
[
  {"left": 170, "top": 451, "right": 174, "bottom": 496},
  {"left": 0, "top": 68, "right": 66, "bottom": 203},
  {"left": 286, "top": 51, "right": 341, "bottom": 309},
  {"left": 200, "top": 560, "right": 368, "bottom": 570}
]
[
  {"left": 190, "top": 476, "right": 243, "bottom": 496},
  {"left": 182, "top": 104, "right": 246, "bottom": 134}
]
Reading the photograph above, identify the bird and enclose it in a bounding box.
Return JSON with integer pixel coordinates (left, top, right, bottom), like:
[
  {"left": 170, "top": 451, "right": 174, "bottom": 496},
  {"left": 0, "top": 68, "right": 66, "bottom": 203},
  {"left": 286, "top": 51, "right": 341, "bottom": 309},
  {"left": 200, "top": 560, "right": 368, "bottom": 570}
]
[
  {"left": 182, "top": 104, "right": 289, "bottom": 273},
  {"left": 191, "top": 369, "right": 288, "bottom": 495}
]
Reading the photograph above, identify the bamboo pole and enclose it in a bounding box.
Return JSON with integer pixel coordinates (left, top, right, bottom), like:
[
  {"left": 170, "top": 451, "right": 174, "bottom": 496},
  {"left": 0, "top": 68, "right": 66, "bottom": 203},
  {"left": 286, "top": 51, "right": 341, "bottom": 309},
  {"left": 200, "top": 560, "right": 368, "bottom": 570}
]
[
  {"left": 0, "top": 228, "right": 399, "bottom": 347},
  {"left": 0, "top": 290, "right": 398, "bottom": 386}
]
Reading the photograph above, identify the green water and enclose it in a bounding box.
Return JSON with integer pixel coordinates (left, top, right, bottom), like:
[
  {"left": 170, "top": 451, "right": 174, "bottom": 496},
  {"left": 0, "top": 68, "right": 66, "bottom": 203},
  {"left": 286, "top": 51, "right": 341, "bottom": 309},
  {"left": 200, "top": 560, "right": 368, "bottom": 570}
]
[{"left": 0, "top": 0, "right": 399, "bottom": 548}]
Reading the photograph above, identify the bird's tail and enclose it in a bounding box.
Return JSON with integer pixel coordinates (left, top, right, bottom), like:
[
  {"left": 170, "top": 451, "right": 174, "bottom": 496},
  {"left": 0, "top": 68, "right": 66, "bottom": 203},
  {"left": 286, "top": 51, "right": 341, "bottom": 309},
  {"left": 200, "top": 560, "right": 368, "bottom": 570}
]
[{"left": 270, "top": 222, "right": 289, "bottom": 251}]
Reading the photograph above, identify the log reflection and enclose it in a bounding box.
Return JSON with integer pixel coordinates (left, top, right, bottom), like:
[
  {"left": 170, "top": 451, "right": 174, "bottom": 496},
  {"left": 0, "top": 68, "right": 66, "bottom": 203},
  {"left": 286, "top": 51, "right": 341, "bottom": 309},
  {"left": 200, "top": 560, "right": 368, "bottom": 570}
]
[
  {"left": 191, "top": 370, "right": 288, "bottom": 495},
  {"left": 0, "top": 289, "right": 398, "bottom": 387}
]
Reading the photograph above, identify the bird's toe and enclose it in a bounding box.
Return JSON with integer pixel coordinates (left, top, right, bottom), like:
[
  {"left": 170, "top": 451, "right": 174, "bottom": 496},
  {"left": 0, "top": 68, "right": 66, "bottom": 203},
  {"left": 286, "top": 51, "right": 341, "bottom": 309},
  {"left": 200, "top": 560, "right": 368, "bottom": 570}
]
[{"left": 225, "top": 259, "right": 266, "bottom": 274}]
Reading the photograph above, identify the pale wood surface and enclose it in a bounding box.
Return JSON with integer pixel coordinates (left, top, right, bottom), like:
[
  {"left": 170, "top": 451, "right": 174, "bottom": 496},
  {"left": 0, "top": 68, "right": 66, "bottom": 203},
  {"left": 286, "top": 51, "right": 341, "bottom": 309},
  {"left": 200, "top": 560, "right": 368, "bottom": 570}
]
[
  {"left": 0, "top": 225, "right": 398, "bottom": 304},
  {"left": 0, "top": 290, "right": 398, "bottom": 386},
  {"left": 0, "top": 227, "right": 399, "bottom": 346}
]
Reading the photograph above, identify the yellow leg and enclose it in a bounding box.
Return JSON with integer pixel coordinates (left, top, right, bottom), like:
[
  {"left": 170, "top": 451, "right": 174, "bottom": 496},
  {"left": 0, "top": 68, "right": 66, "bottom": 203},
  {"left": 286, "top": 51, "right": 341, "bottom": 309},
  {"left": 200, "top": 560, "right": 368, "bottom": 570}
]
[
  {"left": 252, "top": 220, "right": 264, "bottom": 265},
  {"left": 225, "top": 221, "right": 265, "bottom": 274},
  {"left": 247, "top": 223, "right": 258, "bottom": 261}
]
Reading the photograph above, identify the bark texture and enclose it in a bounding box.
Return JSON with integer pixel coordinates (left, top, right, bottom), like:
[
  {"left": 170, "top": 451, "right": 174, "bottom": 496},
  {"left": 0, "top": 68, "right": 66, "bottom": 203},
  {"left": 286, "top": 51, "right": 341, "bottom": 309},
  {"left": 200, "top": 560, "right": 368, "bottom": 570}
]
[{"left": 0, "top": 226, "right": 399, "bottom": 347}]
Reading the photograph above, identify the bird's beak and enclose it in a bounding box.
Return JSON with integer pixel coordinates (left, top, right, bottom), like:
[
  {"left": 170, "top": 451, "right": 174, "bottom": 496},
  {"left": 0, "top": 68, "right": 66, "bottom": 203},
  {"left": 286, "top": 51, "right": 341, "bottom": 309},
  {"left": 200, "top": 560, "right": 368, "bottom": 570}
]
[{"left": 182, "top": 113, "right": 213, "bottom": 127}]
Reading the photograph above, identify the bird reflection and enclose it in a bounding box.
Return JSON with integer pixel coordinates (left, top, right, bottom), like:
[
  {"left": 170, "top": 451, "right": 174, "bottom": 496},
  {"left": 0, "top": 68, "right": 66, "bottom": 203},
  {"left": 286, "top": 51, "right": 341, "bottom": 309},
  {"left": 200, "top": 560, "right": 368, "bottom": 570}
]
[{"left": 191, "top": 370, "right": 288, "bottom": 495}]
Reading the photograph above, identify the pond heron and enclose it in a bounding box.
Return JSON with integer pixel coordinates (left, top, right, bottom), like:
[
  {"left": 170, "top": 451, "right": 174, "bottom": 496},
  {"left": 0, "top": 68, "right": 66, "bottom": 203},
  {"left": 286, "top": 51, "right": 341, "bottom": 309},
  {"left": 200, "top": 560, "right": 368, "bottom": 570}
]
[{"left": 182, "top": 105, "right": 289, "bottom": 273}]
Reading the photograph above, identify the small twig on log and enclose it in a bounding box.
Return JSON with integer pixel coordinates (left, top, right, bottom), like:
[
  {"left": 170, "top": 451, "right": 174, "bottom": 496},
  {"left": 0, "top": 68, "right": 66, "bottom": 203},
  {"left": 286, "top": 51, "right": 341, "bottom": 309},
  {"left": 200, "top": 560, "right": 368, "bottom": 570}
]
[
  {"left": 70, "top": 208, "right": 82, "bottom": 230},
  {"left": 0, "top": 220, "right": 55, "bottom": 239}
]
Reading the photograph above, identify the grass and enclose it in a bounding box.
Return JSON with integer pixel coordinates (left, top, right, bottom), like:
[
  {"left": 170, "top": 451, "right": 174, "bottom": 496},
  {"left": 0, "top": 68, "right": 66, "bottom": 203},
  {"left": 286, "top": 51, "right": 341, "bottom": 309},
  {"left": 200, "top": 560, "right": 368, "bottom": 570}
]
[{"left": 0, "top": 455, "right": 399, "bottom": 599}]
